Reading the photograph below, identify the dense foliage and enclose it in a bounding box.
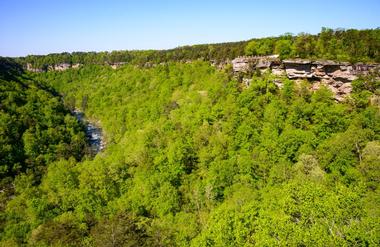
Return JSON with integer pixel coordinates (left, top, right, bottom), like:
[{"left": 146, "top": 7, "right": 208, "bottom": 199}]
[
  {"left": 16, "top": 41, "right": 246, "bottom": 70},
  {"left": 0, "top": 58, "right": 379, "bottom": 246},
  {"left": 14, "top": 27, "right": 380, "bottom": 71},
  {"left": 0, "top": 58, "right": 88, "bottom": 234},
  {"left": 246, "top": 27, "right": 380, "bottom": 62}
]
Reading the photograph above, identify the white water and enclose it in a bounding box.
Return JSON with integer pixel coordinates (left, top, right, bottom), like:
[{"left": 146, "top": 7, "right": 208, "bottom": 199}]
[{"left": 73, "top": 109, "right": 105, "bottom": 154}]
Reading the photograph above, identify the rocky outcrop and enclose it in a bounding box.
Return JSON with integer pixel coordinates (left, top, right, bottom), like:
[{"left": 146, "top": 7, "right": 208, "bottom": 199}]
[
  {"left": 26, "top": 63, "right": 44, "bottom": 73},
  {"left": 51, "top": 63, "right": 71, "bottom": 71},
  {"left": 231, "top": 56, "right": 380, "bottom": 101},
  {"left": 283, "top": 59, "right": 313, "bottom": 79},
  {"left": 231, "top": 55, "right": 280, "bottom": 73},
  {"left": 72, "top": 63, "right": 82, "bottom": 69},
  {"left": 282, "top": 60, "right": 378, "bottom": 81},
  {"left": 108, "top": 62, "right": 127, "bottom": 69},
  {"left": 26, "top": 63, "right": 82, "bottom": 72}
]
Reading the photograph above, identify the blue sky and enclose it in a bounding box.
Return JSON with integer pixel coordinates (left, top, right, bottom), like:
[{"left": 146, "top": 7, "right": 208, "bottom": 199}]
[{"left": 0, "top": 0, "right": 379, "bottom": 57}]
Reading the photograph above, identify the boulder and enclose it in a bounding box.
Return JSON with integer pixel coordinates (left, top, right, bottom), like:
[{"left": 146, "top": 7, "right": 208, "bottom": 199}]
[
  {"left": 331, "top": 70, "right": 358, "bottom": 82},
  {"left": 338, "top": 83, "right": 352, "bottom": 95}
]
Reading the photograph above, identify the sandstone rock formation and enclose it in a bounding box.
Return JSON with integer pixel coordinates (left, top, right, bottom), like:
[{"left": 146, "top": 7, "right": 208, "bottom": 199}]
[
  {"left": 231, "top": 55, "right": 280, "bottom": 73},
  {"left": 108, "top": 62, "right": 127, "bottom": 69},
  {"left": 71, "top": 63, "right": 82, "bottom": 69},
  {"left": 26, "top": 63, "right": 44, "bottom": 73},
  {"left": 26, "top": 63, "right": 82, "bottom": 72},
  {"left": 52, "top": 63, "right": 71, "bottom": 71},
  {"left": 231, "top": 56, "right": 380, "bottom": 101}
]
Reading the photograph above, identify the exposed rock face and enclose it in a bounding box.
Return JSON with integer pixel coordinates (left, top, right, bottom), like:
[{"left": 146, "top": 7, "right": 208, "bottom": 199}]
[
  {"left": 53, "top": 63, "right": 71, "bottom": 71},
  {"left": 109, "top": 62, "right": 127, "bottom": 69},
  {"left": 283, "top": 59, "right": 313, "bottom": 79},
  {"left": 26, "top": 63, "right": 82, "bottom": 72},
  {"left": 231, "top": 57, "right": 254, "bottom": 72},
  {"left": 26, "top": 63, "right": 44, "bottom": 72},
  {"left": 71, "top": 63, "right": 82, "bottom": 69},
  {"left": 231, "top": 55, "right": 280, "bottom": 73},
  {"left": 231, "top": 56, "right": 380, "bottom": 101}
]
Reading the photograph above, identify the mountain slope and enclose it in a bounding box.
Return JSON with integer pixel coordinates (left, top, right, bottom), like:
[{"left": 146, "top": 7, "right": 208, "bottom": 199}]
[{"left": 0, "top": 61, "right": 378, "bottom": 246}]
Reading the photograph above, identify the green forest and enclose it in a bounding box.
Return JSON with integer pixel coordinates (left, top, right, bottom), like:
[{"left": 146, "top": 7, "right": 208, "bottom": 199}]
[
  {"left": 0, "top": 28, "right": 380, "bottom": 246},
  {"left": 16, "top": 27, "right": 380, "bottom": 70}
]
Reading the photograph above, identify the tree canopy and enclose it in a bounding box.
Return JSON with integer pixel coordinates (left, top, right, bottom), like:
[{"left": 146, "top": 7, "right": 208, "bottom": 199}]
[
  {"left": 1, "top": 27, "right": 380, "bottom": 246},
  {"left": 0, "top": 58, "right": 379, "bottom": 246},
  {"left": 13, "top": 27, "right": 380, "bottom": 72}
]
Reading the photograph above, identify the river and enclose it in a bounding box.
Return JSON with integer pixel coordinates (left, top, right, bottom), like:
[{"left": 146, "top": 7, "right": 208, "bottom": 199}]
[{"left": 73, "top": 109, "right": 105, "bottom": 154}]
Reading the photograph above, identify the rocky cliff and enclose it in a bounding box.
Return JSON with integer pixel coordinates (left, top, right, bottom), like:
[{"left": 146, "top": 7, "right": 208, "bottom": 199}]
[
  {"left": 24, "top": 56, "right": 379, "bottom": 101},
  {"left": 25, "top": 61, "right": 129, "bottom": 72},
  {"left": 26, "top": 63, "right": 82, "bottom": 72},
  {"left": 231, "top": 56, "right": 380, "bottom": 101},
  {"left": 107, "top": 62, "right": 127, "bottom": 69}
]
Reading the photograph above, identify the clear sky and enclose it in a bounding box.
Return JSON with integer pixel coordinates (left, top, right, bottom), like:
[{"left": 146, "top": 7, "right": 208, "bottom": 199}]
[{"left": 0, "top": 0, "right": 379, "bottom": 57}]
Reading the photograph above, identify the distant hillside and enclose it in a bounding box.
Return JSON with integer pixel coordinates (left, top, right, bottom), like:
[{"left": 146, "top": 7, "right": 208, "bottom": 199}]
[{"left": 10, "top": 27, "right": 380, "bottom": 70}]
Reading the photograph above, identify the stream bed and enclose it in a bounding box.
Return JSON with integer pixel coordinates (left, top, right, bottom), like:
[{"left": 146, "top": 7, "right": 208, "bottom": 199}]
[{"left": 73, "top": 109, "right": 105, "bottom": 154}]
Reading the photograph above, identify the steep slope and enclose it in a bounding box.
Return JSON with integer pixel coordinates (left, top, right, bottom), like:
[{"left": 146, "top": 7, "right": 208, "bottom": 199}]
[
  {"left": 0, "top": 61, "right": 377, "bottom": 246},
  {"left": 0, "top": 58, "right": 88, "bottom": 243}
]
